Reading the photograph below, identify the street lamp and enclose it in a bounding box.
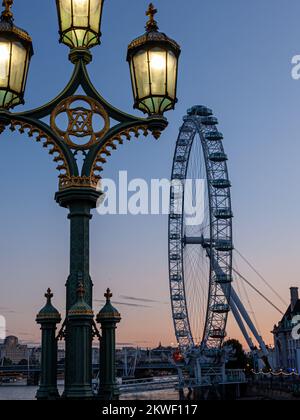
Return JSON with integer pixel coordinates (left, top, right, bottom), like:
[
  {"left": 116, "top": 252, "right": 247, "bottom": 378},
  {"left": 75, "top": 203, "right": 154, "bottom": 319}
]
[
  {"left": 56, "top": 0, "right": 104, "bottom": 49},
  {"left": 127, "top": 3, "right": 181, "bottom": 115},
  {"left": 0, "top": 0, "right": 33, "bottom": 109},
  {"left": 0, "top": 1, "right": 180, "bottom": 400}
]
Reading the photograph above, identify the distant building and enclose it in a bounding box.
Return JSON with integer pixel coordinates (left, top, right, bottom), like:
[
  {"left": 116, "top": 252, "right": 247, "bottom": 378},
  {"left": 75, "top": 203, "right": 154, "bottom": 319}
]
[
  {"left": 0, "top": 336, "right": 28, "bottom": 365},
  {"left": 30, "top": 347, "right": 65, "bottom": 364},
  {"left": 272, "top": 287, "right": 300, "bottom": 371}
]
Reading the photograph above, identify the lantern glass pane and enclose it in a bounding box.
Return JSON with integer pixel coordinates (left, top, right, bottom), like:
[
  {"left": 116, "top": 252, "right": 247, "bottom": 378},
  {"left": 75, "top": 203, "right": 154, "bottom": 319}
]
[
  {"left": 130, "top": 60, "right": 137, "bottom": 98},
  {"left": 73, "top": 0, "right": 89, "bottom": 27},
  {"left": 58, "top": 0, "right": 102, "bottom": 48},
  {"left": 149, "top": 48, "right": 167, "bottom": 96},
  {"left": 143, "top": 97, "right": 172, "bottom": 114},
  {"left": 167, "top": 50, "right": 177, "bottom": 99},
  {"left": 133, "top": 50, "right": 150, "bottom": 99},
  {"left": 10, "top": 42, "right": 27, "bottom": 92},
  {"left": 90, "top": 0, "right": 102, "bottom": 32},
  {"left": 59, "top": 0, "right": 72, "bottom": 32},
  {"left": 22, "top": 51, "right": 30, "bottom": 91},
  {"left": 0, "top": 40, "right": 11, "bottom": 88}
]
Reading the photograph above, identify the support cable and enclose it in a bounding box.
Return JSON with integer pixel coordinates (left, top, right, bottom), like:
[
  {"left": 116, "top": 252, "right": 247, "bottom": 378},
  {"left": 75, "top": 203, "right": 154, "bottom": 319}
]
[
  {"left": 235, "top": 248, "right": 287, "bottom": 307},
  {"left": 232, "top": 267, "right": 284, "bottom": 316}
]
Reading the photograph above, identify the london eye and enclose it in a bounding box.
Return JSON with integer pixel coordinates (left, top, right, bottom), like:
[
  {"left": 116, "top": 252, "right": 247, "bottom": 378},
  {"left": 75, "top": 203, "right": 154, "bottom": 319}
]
[{"left": 168, "top": 105, "right": 233, "bottom": 352}]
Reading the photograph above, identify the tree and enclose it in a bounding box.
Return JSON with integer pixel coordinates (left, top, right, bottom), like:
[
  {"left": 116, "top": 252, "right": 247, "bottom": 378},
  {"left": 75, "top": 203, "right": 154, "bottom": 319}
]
[
  {"left": 223, "top": 339, "right": 249, "bottom": 369},
  {"left": 18, "top": 359, "right": 28, "bottom": 366}
]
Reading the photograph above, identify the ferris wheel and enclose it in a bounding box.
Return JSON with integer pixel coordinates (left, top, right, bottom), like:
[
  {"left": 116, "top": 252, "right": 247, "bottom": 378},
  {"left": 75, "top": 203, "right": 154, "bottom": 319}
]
[{"left": 168, "top": 105, "right": 233, "bottom": 352}]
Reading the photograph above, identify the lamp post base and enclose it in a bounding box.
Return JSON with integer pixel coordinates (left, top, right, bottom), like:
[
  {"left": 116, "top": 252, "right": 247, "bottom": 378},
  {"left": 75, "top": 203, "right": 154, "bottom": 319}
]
[
  {"left": 36, "top": 387, "right": 60, "bottom": 401},
  {"left": 97, "top": 386, "right": 120, "bottom": 401},
  {"left": 63, "top": 387, "right": 94, "bottom": 400}
]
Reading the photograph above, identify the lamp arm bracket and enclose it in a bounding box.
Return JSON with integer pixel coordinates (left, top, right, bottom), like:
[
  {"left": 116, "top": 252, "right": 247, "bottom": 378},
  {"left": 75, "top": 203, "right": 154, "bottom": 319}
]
[
  {"left": 82, "top": 117, "right": 168, "bottom": 177},
  {"left": 10, "top": 59, "right": 149, "bottom": 125},
  {"left": 13, "top": 61, "right": 82, "bottom": 121},
  {"left": 0, "top": 59, "right": 168, "bottom": 181},
  {"left": 0, "top": 112, "right": 78, "bottom": 177},
  {"left": 79, "top": 61, "right": 147, "bottom": 124}
]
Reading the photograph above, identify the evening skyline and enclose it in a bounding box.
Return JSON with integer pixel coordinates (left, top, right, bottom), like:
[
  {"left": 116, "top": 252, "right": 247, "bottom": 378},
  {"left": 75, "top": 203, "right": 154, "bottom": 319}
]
[{"left": 1, "top": 0, "right": 300, "bottom": 349}]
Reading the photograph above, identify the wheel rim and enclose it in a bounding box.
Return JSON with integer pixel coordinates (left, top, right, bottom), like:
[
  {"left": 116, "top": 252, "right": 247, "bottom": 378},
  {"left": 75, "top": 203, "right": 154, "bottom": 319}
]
[{"left": 168, "top": 106, "right": 233, "bottom": 352}]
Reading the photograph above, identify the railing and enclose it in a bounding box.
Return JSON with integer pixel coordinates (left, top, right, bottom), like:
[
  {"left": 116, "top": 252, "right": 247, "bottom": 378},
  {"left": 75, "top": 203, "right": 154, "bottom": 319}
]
[
  {"left": 225, "top": 370, "right": 247, "bottom": 384},
  {"left": 120, "top": 376, "right": 179, "bottom": 394},
  {"left": 179, "top": 369, "right": 247, "bottom": 389}
]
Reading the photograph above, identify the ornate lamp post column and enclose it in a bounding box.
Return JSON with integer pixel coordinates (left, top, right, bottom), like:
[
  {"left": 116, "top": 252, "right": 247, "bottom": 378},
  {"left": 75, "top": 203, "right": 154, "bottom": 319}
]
[
  {"left": 36, "top": 289, "right": 61, "bottom": 400},
  {"left": 96, "top": 289, "right": 121, "bottom": 400},
  {"left": 0, "top": 1, "right": 181, "bottom": 399},
  {"left": 65, "top": 282, "right": 94, "bottom": 399},
  {"left": 55, "top": 189, "right": 100, "bottom": 311}
]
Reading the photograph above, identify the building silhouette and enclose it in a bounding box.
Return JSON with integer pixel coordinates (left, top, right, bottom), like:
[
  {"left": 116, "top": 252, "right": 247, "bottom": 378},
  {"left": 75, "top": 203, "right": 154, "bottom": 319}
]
[
  {"left": 0, "top": 336, "right": 28, "bottom": 365},
  {"left": 272, "top": 287, "right": 300, "bottom": 371}
]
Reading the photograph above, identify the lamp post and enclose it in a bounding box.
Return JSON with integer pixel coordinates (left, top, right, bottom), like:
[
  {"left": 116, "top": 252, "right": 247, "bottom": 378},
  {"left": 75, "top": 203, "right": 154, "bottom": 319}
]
[
  {"left": 97, "top": 288, "right": 121, "bottom": 400},
  {"left": 0, "top": 0, "right": 181, "bottom": 399},
  {"left": 36, "top": 289, "right": 61, "bottom": 400}
]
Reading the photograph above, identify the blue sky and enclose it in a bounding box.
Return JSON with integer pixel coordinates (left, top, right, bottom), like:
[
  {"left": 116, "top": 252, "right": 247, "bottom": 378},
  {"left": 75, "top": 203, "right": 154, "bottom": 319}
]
[{"left": 1, "top": 0, "right": 300, "bottom": 348}]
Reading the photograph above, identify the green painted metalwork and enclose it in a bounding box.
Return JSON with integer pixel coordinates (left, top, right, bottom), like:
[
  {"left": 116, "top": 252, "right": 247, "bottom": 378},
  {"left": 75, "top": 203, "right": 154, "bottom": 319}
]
[
  {"left": 97, "top": 289, "right": 121, "bottom": 400},
  {"left": 64, "top": 282, "right": 94, "bottom": 399},
  {"left": 36, "top": 289, "right": 61, "bottom": 400},
  {"left": 0, "top": 2, "right": 176, "bottom": 401},
  {"left": 0, "top": 55, "right": 168, "bottom": 178}
]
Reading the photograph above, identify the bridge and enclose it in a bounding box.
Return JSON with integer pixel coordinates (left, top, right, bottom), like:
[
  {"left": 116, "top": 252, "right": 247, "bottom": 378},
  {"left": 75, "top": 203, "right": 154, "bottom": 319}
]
[{"left": 0, "top": 362, "right": 179, "bottom": 376}]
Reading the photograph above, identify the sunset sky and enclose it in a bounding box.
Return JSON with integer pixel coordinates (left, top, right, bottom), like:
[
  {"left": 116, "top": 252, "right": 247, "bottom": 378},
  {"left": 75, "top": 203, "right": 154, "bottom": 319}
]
[{"left": 1, "top": 0, "right": 300, "bottom": 350}]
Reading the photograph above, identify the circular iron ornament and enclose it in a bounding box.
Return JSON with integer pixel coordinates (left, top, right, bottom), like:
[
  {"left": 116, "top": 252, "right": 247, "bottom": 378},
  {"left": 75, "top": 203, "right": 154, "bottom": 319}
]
[
  {"left": 51, "top": 95, "right": 110, "bottom": 150},
  {"left": 168, "top": 106, "right": 233, "bottom": 352}
]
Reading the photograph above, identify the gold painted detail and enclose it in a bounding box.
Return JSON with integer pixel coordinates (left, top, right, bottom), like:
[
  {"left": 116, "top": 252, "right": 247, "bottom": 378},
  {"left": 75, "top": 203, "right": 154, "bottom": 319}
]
[
  {"left": 91, "top": 125, "right": 158, "bottom": 179},
  {"left": 0, "top": 1, "right": 32, "bottom": 43},
  {"left": 36, "top": 313, "right": 61, "bottom": 320},
  {"left": 59, "top": 175, "right": 100, "bottom": 191},
  {"left": 97, "top": 312, "right": 121, "bottom": 320},
  {"left": 128, "top": 31, "right": 181, "bottom": 53},
  {"left": 9, "top": 120, "right": 70, "bottom": 176},
  {"left": 146, "top": 3, "right": 158, "bottom": 32},
  {"left": 1, "top": 0, "right": 13, "bottom": 21},
  {"left": 68, "top": 309, "right": 94, "bottom": 316},
  {"left": 51, "top": 96, "right": 110, "bottom": 150}
]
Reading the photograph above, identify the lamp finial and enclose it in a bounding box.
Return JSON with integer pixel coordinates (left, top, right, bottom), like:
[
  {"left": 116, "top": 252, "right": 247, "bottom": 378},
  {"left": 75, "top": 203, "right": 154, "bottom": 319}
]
[
  {"left": 1, "top": 0, "right": 13, "bottom": 21},
  {"left": 45, "top": 288, "right": 53, "bottom": 304},
  {"left": 146, "top": 3, "right": 158, "bottom": 32},
  {"left": 104, "top": 288, "right": 113, "bottom": 303}
]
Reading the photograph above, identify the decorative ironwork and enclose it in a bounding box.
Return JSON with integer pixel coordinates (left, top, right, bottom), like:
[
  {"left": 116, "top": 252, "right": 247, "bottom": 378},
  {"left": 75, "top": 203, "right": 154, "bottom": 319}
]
[
  {"left": 2, "top": 0, "right": 13, "bottom": 21},
  {"left": 104, "top": 288, "right": 113, "bottom": 302},
  {"left": 51, "top": 95, "right": 110, "bottom": 150},
  {"left": 146, "top": 3, "right": 158, "bottom": 32},
  {"left": 59, "top": 175, "right": 100, "bottom": 191},
  {"left": 0, "top": 2, "right": 176, "bottom": 401},
  {"left": 45, "top": 288, "right": 53, "bottom": 302},
  {"left": 91, "top": 124, "right": 154, "bottom": 178},
  {"left": 8, "top": 120, "right": 70, "bottom": 177}
]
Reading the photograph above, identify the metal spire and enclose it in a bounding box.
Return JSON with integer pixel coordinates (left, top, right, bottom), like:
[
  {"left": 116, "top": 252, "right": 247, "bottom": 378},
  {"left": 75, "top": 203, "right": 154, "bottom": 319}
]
[
  {"left": 1, "top": 0, "right": 13, "bottom": 21},
  {"left": 45, "top": 288, "right": 53, "bottom": 305},
  {"left": 104, "top": 288, "right": 113, "bottom": 303},
  {"left": 146, "top": 3, "right": 158, "bottom": 32}
]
